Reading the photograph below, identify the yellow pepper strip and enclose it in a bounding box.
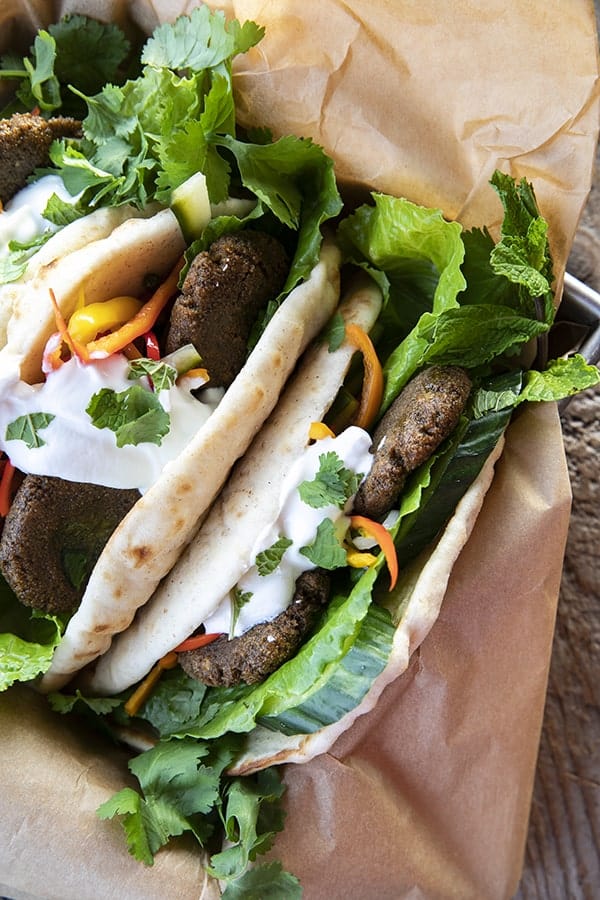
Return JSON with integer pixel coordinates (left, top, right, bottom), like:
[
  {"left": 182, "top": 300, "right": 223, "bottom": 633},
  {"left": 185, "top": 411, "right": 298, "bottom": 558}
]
[
  {"left": 87, "top": 256, "right": 185, "bottom": 358},
  {"left": 346, "top": 548, "right": 378, "bottom": 569},
  {"left": 349, "top": 514, "right": 399, "bottom": 591},
  {"left": 309, "top": 421, "right": 336, "bottom": 441},
  {"left": 67, "top": 296, "right": 144, "bottom": 345},
  {"left": 124, "top": 651, "right": 179, "bottom": 717},
  {"left": 49, "top": 289, "right": 89, "bottom": 364},
  {"left": 345, "top": 323, "right": 384, "bottom": 431}
]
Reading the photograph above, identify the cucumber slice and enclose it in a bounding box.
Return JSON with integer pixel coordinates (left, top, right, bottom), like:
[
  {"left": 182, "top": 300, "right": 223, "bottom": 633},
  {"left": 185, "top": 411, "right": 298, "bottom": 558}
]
[
  {"left": 161, "top": 343, "right": 202, "bottom": 375},
  {"left": 170, "top": 172, "right": 212, "bottom": 241}
]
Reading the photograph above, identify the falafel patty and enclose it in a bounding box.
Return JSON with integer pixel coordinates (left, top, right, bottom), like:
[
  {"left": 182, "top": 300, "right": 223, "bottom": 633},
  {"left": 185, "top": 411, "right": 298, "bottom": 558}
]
[
  {"left": 178, "top": 568, "right": 330, "bottom": 686},
  {"left": 165, "top": 230, "right": 289, "bottom": 388},
  {"left": 0, "top": 475, "right": 139, "bottom": 615},
  {"left": 0, "top": 113, "right": 82, "bottom": 205},
  {"left": 353, "top": 365, "right": 472, "bottom": 522}
]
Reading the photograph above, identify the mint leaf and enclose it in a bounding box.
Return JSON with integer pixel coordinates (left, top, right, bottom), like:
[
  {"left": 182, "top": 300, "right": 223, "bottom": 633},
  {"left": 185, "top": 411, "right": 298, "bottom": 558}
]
[
  {"left": 128, "top": 358, "right": 178, "bottom": 392},
  {"left": 255, "top": 538, "right": 293, "bottom": 576},
  {"left": 5, "top": 412, "right": 55, "bottom": 448},
  {"left": 298, "top": 451, "right": 362, "bottom": 509},
  {"left": 230, "top": 588, "right": 253, "bottom": 637},
  {"left": 300, "top": 518, "right": 347, "bottom": 570},
  {"left": 519, "top": 355, "right": 600, "bottom": 403},
  {"left": 86, "top": 385, "right": 170, "bottom": 447},
  {"left": 323, "top": 311, "right": 346, "bottom": 352}
]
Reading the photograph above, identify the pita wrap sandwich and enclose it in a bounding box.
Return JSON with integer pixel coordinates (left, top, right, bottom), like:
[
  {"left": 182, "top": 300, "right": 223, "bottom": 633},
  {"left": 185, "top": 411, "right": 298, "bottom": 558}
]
[
  {"left": 0, "top": 11, "right": 343, "bottom": 693},
  {"left": 72, "top": 174, "right": 597, "bottom": 783}
]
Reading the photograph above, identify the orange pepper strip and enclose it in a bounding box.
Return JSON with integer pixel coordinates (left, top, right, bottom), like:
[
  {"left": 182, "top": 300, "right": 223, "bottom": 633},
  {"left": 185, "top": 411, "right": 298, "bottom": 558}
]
[
  {"left": 124, "top": 651, "right": 179, "bottom": 717},
  {"left": 49, "top": 289, "right": 90, "bottom": 364},
  {"left": 345, "top": 323, "right": 383, "bottom": 431},
  {"left": 174, "top": 632, "right": 222, "bottom": 652},
  {"left": 0, "top": 460, "right": 16, "bottom": 517},
  {"left": 349, "top": 514, "right": 398, "bottom": 591},
  {"left": 87, "top": 257, "right": 185, "bottom": 358}
]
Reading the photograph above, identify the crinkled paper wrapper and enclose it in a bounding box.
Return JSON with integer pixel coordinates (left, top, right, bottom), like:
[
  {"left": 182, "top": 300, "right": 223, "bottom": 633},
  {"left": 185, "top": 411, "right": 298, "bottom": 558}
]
[{"left": 0, "top": 1, "right": 598, "bottom": 898}]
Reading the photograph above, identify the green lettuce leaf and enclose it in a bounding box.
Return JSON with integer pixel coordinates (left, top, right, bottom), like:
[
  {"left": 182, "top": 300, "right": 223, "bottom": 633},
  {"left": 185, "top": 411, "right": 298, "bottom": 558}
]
[{"left": 0, "top": 576, "right": 64, "bottom": 690}]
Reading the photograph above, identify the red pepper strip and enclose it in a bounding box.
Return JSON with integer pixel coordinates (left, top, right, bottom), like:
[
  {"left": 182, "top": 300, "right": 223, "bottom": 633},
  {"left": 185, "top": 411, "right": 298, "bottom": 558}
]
[
  {"left": 349, "top": 514, "right": 398, "bottom": 591},
  {"left": 0, "top": 459, "right": 15, "bottom": 517},
  {"left": 87, "top": 257, "right": 185, "bottom": 358},
  {"left": 345, "top": 323, "right": 384, "bottom": 431},
  {"left": 49, "top": 289, "right": 90, "bottom": 364},
  {"left": 124, "top": 651, "right": 179, "bottom": 717},
  {"left": 174, "top": 632, "right": 222, "bottom": 653},
  {"left": 144, "top": 330, "right": 161, "bottom": 361}
]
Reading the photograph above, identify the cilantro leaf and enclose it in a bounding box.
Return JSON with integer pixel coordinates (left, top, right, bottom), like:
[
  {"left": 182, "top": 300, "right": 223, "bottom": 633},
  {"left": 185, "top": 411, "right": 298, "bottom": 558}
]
[
  {"left": 298, "top": 451, "right": 363, "bottom": 509},
  {"left": 86, "top": 385, "right": 170, "bottom": 447},
  {"left": 221, "top": 862, "right": 302, "bottom": 900},
  {"left": 5, "top": 412, "right": 55, "bottom": 448},
  {"left": 255, "top": 538, "right": 293, "bottom": 576},
  {"left": 207, "top": 769, "right": 287, "bottom": 882},
  {"left": 48, "top": 689, "right": 122, "bottom": 717},
  {"left": 141, "top": 8, "right": 264, "bottom": 71},
  {"left": 42, "top": 192, "right": 87, "bottom": 227},
  {"left": 299, "top": 518, "right": 348, "bottom": 570},
  {"left": 128, "top": 358, "right": 178, "bottom": 392}
]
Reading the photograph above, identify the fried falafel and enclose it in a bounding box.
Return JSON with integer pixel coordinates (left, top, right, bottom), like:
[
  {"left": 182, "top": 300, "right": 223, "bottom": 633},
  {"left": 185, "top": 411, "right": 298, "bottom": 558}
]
[
  {"left": 0, "top": 113, "right": 81, "bottom": 206},
  {"left": 353, "top": 365, "right": 472, "bottom": 522},
  {"left": 178, "top": 568, "right": 330, "bottom": 686},
  {"left": 165, "top": 230, "right": 289, "bottom": 388},
  {"left": 0, "top": 475, "right": 139, "bottom": 615}
]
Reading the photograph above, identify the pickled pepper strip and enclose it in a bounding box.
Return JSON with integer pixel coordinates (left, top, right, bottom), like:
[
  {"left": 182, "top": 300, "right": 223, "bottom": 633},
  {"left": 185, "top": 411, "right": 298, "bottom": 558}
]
[
  {"left": 87, "top": 257, "right": 185, "bottom": 358},
  {"left": 349, "top": 514, "right": 398, "bottom": 590},
  {"left": 345, "top": 323, "right": 383, "bottom": 431}
]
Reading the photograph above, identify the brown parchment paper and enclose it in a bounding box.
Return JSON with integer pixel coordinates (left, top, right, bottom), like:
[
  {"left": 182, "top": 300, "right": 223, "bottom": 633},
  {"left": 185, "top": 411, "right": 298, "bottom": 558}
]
[{"left": 0, "top": 2, "right": 598, "bottom": 898}]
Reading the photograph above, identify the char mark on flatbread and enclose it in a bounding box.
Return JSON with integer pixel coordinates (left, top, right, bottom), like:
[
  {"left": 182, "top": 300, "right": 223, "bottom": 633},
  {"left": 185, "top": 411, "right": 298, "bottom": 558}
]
[
  {"left": 0, "top": 475, "right": 139, "bottom": 614},
  {"left": 0, "top": 113, "right": 82, "bottom": 205},
  {"left": 166, "top": 231, "right": 289, "bottom": 389},
  {"left": 353, "top": 365, "right": 472, "bottom": 521},
  {"left": 179, "top": 569, "right": 330, "bottom": 686}
]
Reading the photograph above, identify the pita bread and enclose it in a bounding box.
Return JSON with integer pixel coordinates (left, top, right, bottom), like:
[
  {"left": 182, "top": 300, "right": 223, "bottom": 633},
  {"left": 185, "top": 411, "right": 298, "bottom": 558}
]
[
  {"left": 0, "top": 203, "right": 159, "bottom": 353},
  {"left": 86, "top": 273, "right": 383, "bottom": 695},
  {"left": 38, "top": 230, "right": 342, "bottom": 692}
]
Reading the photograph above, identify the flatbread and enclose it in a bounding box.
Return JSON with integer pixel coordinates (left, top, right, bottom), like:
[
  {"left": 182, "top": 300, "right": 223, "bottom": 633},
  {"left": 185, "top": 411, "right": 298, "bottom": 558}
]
[
  {"left": 38, "top": 230, "right": 342, "bottom": 692},
  {"left": 0, "top": 205, "right": 156, "bottom": 349},
  {"left": 86, "top": 273, "right": 383, "bottom": 695},
  {"left": 0, "top": 206, "right": 185, "bottom": 384}
]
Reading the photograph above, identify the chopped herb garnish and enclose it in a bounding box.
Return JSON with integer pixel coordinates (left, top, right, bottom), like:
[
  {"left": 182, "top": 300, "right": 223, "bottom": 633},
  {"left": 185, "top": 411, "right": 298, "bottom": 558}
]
[
  {"left": 86, "top": 385, "right": 170, "bottom": 447},
  {"left": 299, "top": 518, "right": 348, "bottom": 570},
  {"left": 255, "top": 537, "right": 293, "bottom": 576},
  {"left": 229, "top": 587, "right": 253, "bottom": 638},
  {"left": 298, "top": 451, "right": 363, "bottom": 510},
  {"left": 128, "top": 358, "right": 178, "bottom": 392},
  {"left": 5, "top": 412, "right": 55, "bottom": 448}
]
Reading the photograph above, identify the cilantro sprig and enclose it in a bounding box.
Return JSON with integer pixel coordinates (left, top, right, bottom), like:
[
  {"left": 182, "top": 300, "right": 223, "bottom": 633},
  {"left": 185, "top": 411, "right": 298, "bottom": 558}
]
[
  {"left": 298, "top": 451, "right": 363, "bottom": 510},
  {"left": 0, "top": 15, "right": 133, "bottom": 118}
]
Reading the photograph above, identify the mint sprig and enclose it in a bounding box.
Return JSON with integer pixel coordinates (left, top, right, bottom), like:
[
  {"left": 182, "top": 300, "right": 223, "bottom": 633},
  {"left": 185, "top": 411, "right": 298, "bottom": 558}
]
[
  {"left": 255, "top": 537, "right": 293, "bottom": 576},
  {"left": 86, "top": 385, "right": 170, "bottom": 447}
]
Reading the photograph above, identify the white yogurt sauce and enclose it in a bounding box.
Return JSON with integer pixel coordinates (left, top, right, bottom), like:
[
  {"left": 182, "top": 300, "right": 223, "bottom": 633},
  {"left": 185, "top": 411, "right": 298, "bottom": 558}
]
[
  {"left": 202, "top": 426, "right": 374, "bottom": 637},
  {"left": 0, "top": 175, "right": 79, "bottom": 254},
  {"left": 0, "top": 354, "right": 223, "bottom": 491}
]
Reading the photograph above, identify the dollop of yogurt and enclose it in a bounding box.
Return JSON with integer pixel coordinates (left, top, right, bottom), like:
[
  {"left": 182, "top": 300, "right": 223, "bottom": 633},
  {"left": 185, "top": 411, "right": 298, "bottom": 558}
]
[
  {"left": 203, "top": 426, "right": 374, "bottom": 637},
  {"left": 0, "top": 354, "right": 223, "bottom": 492},
  {"left": 0, "top": 175, "right": 80, "bottom": 254}
]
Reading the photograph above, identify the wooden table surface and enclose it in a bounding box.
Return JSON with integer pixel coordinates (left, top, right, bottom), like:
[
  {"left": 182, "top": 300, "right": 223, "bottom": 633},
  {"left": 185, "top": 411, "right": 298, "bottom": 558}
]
[{"left": 514, "top": 144, "right": 600, "bottom": 899}]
